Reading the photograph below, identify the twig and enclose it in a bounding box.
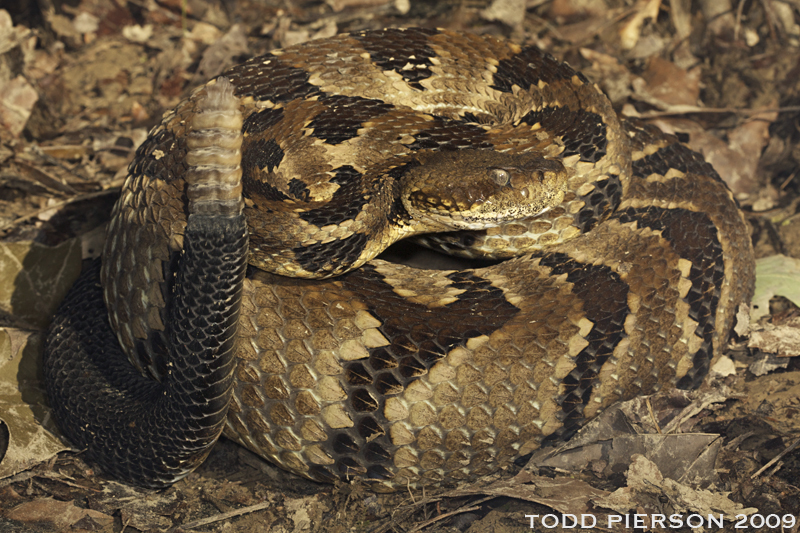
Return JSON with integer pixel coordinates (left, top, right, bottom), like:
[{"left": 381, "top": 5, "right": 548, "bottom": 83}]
[
  {"left": 12, "top": 158, "right": 78, "bottom": 195},
  {"left": 645, "top": 397, "right": 662, "bottom": 434},
  {"left": 734, "top": 0, "right": 747, "bottom": 41},
  {"left": 368, "top": 505, "right": 419, "bottom": 533},
  {"left": 751, "top": 436, "right": 800, "bottom": 478},
  {"left": 571, "top": 7, "right": 640, "bottom": 48},
  {"left": 626, "top": 104, "right": 800, "bottom": 119},
  {"left": 180, "top": 501, "right": 273, "bottom": 529},
  {"left": 779, "top": 169, "right": 798, "bottom": 190},
  {"left": 760, "top": 0, "right": 781, "bottom": 42}
]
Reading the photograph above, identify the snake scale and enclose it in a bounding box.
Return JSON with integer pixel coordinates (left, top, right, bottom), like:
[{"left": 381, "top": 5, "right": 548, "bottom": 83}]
[{"left": 43, "top": 28, "right": 755, "bottom": 491}]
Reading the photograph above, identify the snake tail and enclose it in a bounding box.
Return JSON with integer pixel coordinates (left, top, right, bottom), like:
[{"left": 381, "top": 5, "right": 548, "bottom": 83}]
[{"left": 42, "top": 78, "right": 248, "bottom": 487}]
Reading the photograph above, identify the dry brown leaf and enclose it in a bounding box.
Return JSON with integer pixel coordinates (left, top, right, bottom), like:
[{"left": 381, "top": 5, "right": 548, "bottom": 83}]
[
  {"left": 0, "top": 76, "right": 38, "bottom": 137},
  {"left": 482, "top": 0, "right": 527, "bottom": 28},
  {"left": 0, "top": 329, "right": 70, "bottom": 480},
  {"left": 735, "top": 370, "right": 800, "bottom": 435},
  {"left": 686, "top": 108, "right": 777, "bottom": 197},
  {"left": 440, "top": 470, "right": 613, "bottom": 517},
  {"left": 594, "top": 455, "right": 757, "bottom": 526},
  {"left": 121, "top": 23, "right": 154, "bottom": 43},
  {"left": 195, "top": 24, "right": 249, "bottom": 82},
  {"left": 750, "top": 308, "right": 800, "bottom": 359},
  {"left": 619, "top": 0, "right": 661, "bottom": 50},
  {"left": 747, "top": 255, "right": 800, "bottom": 358},
  {"left": 3, "top": 498, "right": 113, "bottom": 530},
  {"left": 549, "top": 0, "right": 608, "bottom": 19},
  {"left": 325, "top": 0, "right": 394, "bottom": 13},
  {"left": 639, "top": 56, "right": 700, "bottom": 107},
  {"left": 668, "top": 0, "right": 692, "bottom": 40},
  {"left": 579, "top": 48, "right": 634, "bottom": 105},
  {"left": 93, "top": 482, "right": 178, "bottom": 531},
  {"left": 750, "top": 254, "right": 800, "bottom": 321},
  {"left": 526, "top": 389, "right": 733, "bottom": 488},
  {"left": 536, "top": 433, "right": 723, "bottom": 488},
  {"left": 700, "top": 0, "right": 735, "bottom": 36},
  {"left": 748, "top": 353, "right": 791, "bottom": 376},
  {"left": 773, "top": 1, "right": 800, "bottom": 44},
  {"left": 0, "top": 9, "right": 32, "bottom": 56}
]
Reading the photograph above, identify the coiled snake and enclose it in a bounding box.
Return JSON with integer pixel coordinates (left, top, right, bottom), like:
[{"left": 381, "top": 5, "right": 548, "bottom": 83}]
[{"left": 43, "top": 28, "right": 755, "bottom": 491}]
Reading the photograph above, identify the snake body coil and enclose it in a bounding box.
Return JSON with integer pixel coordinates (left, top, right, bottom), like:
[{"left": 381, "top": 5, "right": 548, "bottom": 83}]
[{"left": 43, "top": 28, "right": 755, "bottom": 491}]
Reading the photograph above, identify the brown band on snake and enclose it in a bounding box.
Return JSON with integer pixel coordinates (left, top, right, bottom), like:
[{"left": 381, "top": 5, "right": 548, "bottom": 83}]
[
  {"left": 297, "top": 166, "right": 373, "bottom": 226},
  {"left": 307, "top": 96, "right": 397, "bottom": 145},
  {"left": 291, "top": 232, "right": 372, "bottom": 275},
  {"left": 353, "top": 28, "right": 440, "bottom": 90},
  {"left": 406, "top": 118, "right": 495, "bottom": 152},
  {"left": 617, "top": 207, "right": 724, "bottom": 389},
  {"left": 534, "top": 253, "right": 629, "bottom": 443},
  {"left": 573, "top": 175, "right": 623, "bottom": 232},
  {"left": 232, "top": 56, "right": 321, "bottom": 104},
  {"left": 520, "top": 107, "right": 608, "bottom": 163}
]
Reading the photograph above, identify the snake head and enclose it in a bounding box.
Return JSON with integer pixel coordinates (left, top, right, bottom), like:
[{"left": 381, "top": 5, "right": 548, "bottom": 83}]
[{"left": 401, "top": 149, "right": 569, "bottom": 231}]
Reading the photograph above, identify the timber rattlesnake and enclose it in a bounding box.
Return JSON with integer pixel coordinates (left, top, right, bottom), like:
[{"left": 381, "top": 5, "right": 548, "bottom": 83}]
[{"left": 43, "top": 28, "right": 755, "bottom": 491}]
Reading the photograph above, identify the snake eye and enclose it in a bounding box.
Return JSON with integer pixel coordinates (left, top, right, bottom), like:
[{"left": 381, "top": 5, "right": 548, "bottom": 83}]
[{"left": 488, "top": 168, "right": 510, "bottom": 186}]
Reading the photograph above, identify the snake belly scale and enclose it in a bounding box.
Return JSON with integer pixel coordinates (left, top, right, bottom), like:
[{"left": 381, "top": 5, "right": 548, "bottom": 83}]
[{"left": 43, "top": 28, "right": 755, "bottom": 491}]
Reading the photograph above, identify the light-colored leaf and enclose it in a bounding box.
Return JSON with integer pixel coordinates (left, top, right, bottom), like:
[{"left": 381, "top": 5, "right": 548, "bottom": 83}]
[
  {"left": 748, "top": 317, "right": 800, "bottom": 357},
  {"left": 0, "top": 328, "right": 71, "bottom": 480},
  {"left": 594, "top": 455, "right": 757, "bottom": 520},
  {"left": 751, "top": 254, "right": 800, "bottom": 321},
  {"left": 4, "top": 498, "right": 113, "bottom": 530},
  {"left": 0, "top": 239, "right": 81, "bottom": 329}
]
